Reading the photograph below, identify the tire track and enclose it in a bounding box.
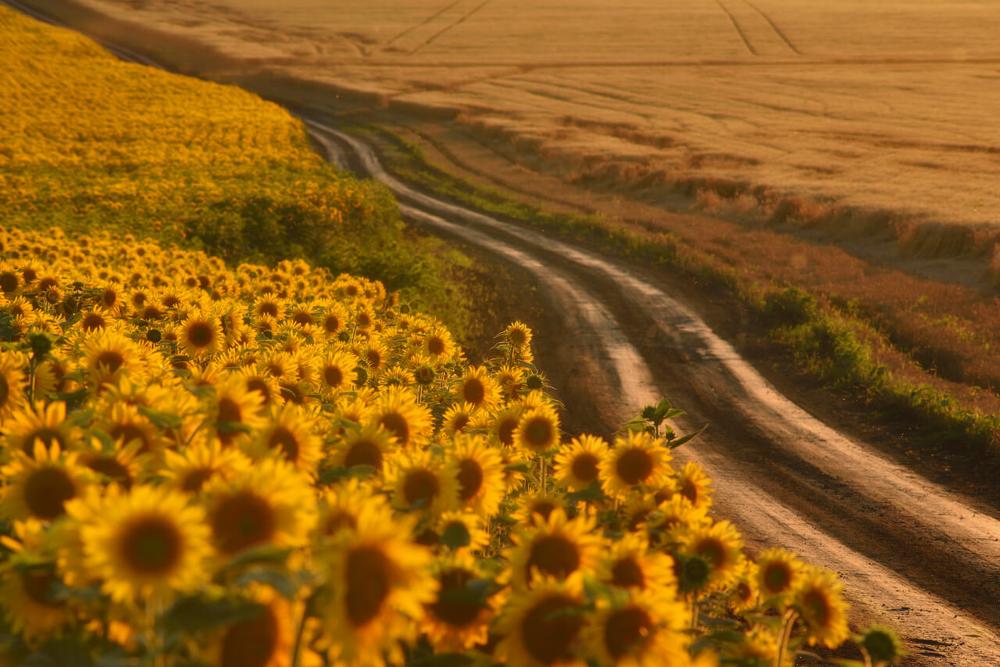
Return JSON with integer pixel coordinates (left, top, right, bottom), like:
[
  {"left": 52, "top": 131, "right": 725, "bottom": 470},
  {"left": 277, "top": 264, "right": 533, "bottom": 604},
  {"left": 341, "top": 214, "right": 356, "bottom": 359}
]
[
  {"left": 743, "top": 0, "right": 801, "bottom": 55},
  {"left": 306, "top": 119, "right": 1000, "bottom": 664},
  {"left": 411, "top": 0, "right": 492, "bottom": 55},
  {"left": 382, "top": 0, "right": 464, "bottom": 49},
  {"left": 714, "top": 0, "right": 757, "bottom": 56}
]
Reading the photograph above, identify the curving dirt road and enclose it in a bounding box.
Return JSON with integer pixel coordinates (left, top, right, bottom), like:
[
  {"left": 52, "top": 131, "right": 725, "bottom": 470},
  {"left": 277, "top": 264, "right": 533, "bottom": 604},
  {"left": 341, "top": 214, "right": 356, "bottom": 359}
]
[
  {"left": 306, "top": 122, "right": 1000, "bottom": 665},
  {"left": 4, "top": 0, "right": 998, "bottom": 660}
]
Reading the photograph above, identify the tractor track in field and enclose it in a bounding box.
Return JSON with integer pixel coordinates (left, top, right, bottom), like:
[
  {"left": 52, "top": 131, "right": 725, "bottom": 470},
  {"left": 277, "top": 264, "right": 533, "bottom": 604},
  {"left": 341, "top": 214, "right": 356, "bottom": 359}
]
[{"left": 4, "top": 0, "right": 1000, "bottom": 663}]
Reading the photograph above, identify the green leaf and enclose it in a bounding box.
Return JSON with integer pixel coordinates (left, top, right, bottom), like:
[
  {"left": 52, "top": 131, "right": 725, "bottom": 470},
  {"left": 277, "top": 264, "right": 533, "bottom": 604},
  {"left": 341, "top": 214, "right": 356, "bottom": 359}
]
[
  {"left": 668, "top": 423, "right": 708, "bottom": 449},
  {"left": 159, "top": 596, "right": 266, "bottom": 636},
  {"left": 503, "top": 462, "right": 531, "bottom": 474},
  {"left": 138, "top": 406, "right": 182, "bottom": 430},
  {"left": 233, "top": 569, "right": 299, "bottom": 600},
  {"left": 318, "top": 464, "right": 376, "bottom": 484},
  {"left": 219, "top": 545, "right": 293, "bottom": 573},
  {"left": 440, "top": 522, "right": 471, "bottom": 549}
]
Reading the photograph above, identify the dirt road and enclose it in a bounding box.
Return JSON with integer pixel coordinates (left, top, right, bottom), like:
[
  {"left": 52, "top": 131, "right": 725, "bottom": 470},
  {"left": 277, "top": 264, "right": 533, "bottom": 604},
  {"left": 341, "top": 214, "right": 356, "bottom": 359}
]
[
  {"left": 5, "top": 0, "right": 998, "bottom": 662},
  {"left": 307, "top": 122, "right": 1000, "bottom": 665}
]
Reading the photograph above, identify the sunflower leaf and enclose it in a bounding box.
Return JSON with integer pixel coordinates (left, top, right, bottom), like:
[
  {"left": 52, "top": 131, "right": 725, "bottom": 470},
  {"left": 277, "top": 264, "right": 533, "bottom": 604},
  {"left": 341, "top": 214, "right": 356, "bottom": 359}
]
[
  {"left": 218, "top": 545, "right": 293, "bottom": 573},
  {"left": 234, "top": 569, "right": 298, "bottom": 600},
  {"left": 138, "top": 406, "right": 182, "bottom": 430},
  {"left": 667, "top": 423, "right": 708, "bottom": 449},
  {"left": 158, "top": 596, "right": 266, "bottom": 636},
  {"left": 318, "top": 464, "right": 376, "bottom": 484}
]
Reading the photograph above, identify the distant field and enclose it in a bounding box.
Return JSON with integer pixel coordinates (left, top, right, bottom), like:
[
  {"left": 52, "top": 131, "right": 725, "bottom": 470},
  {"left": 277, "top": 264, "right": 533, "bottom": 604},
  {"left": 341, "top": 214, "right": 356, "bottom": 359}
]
[{"left": 61, "top": 0, "right": 1000, "bottom": 275}]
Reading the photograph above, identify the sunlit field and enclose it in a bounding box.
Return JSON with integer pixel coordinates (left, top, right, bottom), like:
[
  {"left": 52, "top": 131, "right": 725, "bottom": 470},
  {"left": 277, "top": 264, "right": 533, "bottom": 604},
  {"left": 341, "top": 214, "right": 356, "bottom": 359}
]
[{"left": 78, "top": 0, "right": 1000, "bottom": 269}]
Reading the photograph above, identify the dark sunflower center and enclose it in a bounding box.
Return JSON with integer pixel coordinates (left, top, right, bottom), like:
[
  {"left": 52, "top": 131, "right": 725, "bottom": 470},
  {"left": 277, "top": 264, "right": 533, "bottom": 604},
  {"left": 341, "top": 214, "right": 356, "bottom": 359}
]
[
  {"left": 217, "top": 397, "right": 243, "bottom": 429},
  {"left": 258, "top": 302, "right": 279, "bottom": 317},
  {"left": 181, "top": 467, "right": 214, "bottom": 493},
  {"left": 527, "top": 534, "right": 580, "bottom": 581},
  {"left": 616, "top": 449, "right": 653, "bottom": 485},
  {"left": 82, "top": 312, "right": 105, "bottom": 331},
  {"left": 803, "top": 589, "right": 832, "bottom": 626},
  {"left": 450, "top": 413, "right": 470, "bottom": 433},
  {"left": 267, "top": 426, "right": 299, "bottom": 462},
  {"left": 87, "top": 456, "right": 133, "bottom": 489},
  {"left": 245, "top": 378, "right": 272, "bottom": 405},
  {"left": 498, "top": 417, "right": 518, "bottom": 446},
  {"left": 680, "top": 478, "right": 698, "bottom": 504},
  {"left": 292, "top": 311, "right": 312, "bottom": 325},
  {"left": 96, "top": 350, "right": 125, "bottom": 374},
  {"left": 22, "top": 427, "right": 65, "bottom": 455},
  {"left": 343, "top": 439, "right": 382, "bottom": 470},
  {"left": 694, "top": 537, "right": 726, "bottom": 569},
  {"left": 403, "top": 469, "right": 439, "bottom": 507},
  {"left": 462, "top": 378, "right": 486, "bottom": 405},
  {"left": 426, "top": 336, "right": 446, "bottom": 356},
  {"left": 110, "top": 423, "right": 150, "bottom": 452},
  {"left": 119, "top": 515, "right": 182, "bottom": 575},
  {"left": 379, "top": 412, "right": 410, "bottom": 446},
  {"left": 521, "top": 416, "right": 554, "bottom": 450},
  {"left": 0, "top": 271, "right": 19, "bottom": 293},
  {"left": 186, "top": 321, "right": 215, "bottom": 349},
  {"left": 0, "top": 373, "right": 8, "bottom": 407},
  {"left": 530, "top": 500, "right": 557, "bottom": 521},
  {"left": 211, "top": 491, "right": 276, "bottom": 555},
  {"left": 457, "top": 459, "right": 484, "bottom": 501},
  {"left": 323, "top": 314, "right": 341, "bottom": 333},
  {"left": 430, "top": 568, "right": 481, "bottom": 627},
  {"left": 605, "top": 606, "right": 654, "bottom": 659},
  {"left": 570, "top": 453, "right": 599, "bottom": 483},
  {"left": 24, "top": 466, "right": 75, "bottom": 520},
  {"left": 323, "top": 510, "right": 357, "bottom": 536},
  {"left": 345, "top": 546, "right": 392, "bottom": 627},
  {"left": 21, "top": 569, "right": 63, "bottom": 608},
  {"left": 611, "top": 557, "right": 646, "bottom": 589},
  {"left": 220, "top": 604, "right": 280, "bottom": 667},
  {"left": 323, "top": 365, "right": 344, "bottom": 388},
  {"left": 763, "top": 563, "right": 792, "bottom": 594},
  {"left": 521, "top": 595, "right": 583, "bottom": 665}
]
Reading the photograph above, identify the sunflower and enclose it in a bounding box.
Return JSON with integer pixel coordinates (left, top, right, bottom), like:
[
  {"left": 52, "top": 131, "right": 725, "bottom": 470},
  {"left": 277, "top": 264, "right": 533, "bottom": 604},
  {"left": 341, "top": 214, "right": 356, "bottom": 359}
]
[
  {"left": 330, "top": 423, "right": 396, "bottom": 473},
  {"left": 0, "top": 351, "right": 26, "bottom": 421},
  {"left": 584, "top": 591, "right": 689, "bottom": 667},
  {"left": 98, "top": 402, "right": 166, "bottom": 462},
  {"left": 490, "top": 403, "right": 524, "bottom": 447},
  {"left": 442, "top": 402, "right": 477, "bottom": 437},
  {"left": 367, "top": 387, "right": 432, "bottom": 449},
  {"left": 755, "top": 548, "right": 802, "bottom": 606},
  {"left": 318, "top": 509, "right": 435, "bottom": 667},
  {"left": 236, "top": 369, "right": 281, "bottom": 411},
  {"left": 419, "top": 325, "right": 456, "bottom": 363},
  {"left": 494, "top": 363, "right": 526, "bottom": 399},
  {"left": 318, "top": 349, "right": 357, "bottom": 395},
  {"left": 80, "top": 437, "right": 148, "bottom": 490},
  {"left": 4, "top": 400, "right": 77, "bottom": 456},
  {"left": 734, "top": 625, "right": 779, "bottom": 665},
  {"left": 243, "top": 403, "right": 323, "bottom": 473},
  {"left": 679, "top": 520, "right": 744, "bottom": 591},
  {"left": 360, "top": 338, "right": 390, "bottom": 374},
  {"left": 454, "top": 366, "right": 500, "bottom": 410},
  {"left": 514, "top": 492, "right": 567, "bottom": 525},
  {"left": 32, "top": 355, "right": 71, "bottom": 399},
  {"left": 728, "top": 557, "right": 759, "bottom": 614},
  {"left": 647, "top": 495, "right": 710, "bottom": 546},
  {"left": 178, "top": 309, "right": 224, "bottom": 357},
  {"left": 252, "top": 296, "right": 285, "bottom": 322},
  {"left": 203, "top": 458, "right": 316, "bottom": 559},
  {"left": 513, "top": 403, "right": 561, "bottom": 455},
  {"left": 599, "top": 432, "right": 672, "bottom": 501},
  {"left": 448, "top": 434, "right": 505, "bottom": 517},
  {"left": 83, "top": 328, "right": 146, "bottom": 385},
  {"left": 507, "top": 510, "right": 601, "bottom": 591},
  {"left": 163, "top": 437, "right": 249, "bottom": 495},
  {"left": 319, "top": 302, "right": 347, "bottom": 339},
  {"left": 423, "top": 511, "right": 491, "bottom": 554},
  {"left": 201, "top": 587, "right": 296, "bottom": 667},
  {"left": 0, "top": 560, "right": 73, "bottom": 640},
  {"left": 387, "top": 449, "right": 459, "bottom": 517},
  {"left": 793, "top": 566, "right": 850, "bottom": 648},
  {"left": 210, "top": 376, "right": 265, "bottom": 446},
  {"left": 495, "top": 578, "right": 586, "bottom": 667},
  {"left": 597, "top": 533, "right": 676, "bottom": 596},
  {"left": 671, "top": 461, "right": 713, "bottom": 511},
  {"left": 74, "top": 485, "right": 210, "bottom": 605},
  {"left": 314, "top": 479, "right": 390, "bottom": 543},
  {"left": 554, "top": 434, "right": 608, "bottom": 492},
  {"left": 1, "top": 443, "right": 91, "bottom": 522},
  {"left": 421, "top": 553, "right": 497, "bottom": 652}
]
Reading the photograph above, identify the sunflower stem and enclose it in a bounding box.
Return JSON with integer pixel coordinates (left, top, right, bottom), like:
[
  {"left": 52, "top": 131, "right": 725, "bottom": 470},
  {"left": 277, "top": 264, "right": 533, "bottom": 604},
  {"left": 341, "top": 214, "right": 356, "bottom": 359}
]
[
  {"left": 774, "top": 609, "right": 798, "bottom": 667},
  {"left": 689, "top": 597, "right": 699, "bottom": 631},
  {"left": 290, "top": 592, "right": 313, "bottom": 667}
]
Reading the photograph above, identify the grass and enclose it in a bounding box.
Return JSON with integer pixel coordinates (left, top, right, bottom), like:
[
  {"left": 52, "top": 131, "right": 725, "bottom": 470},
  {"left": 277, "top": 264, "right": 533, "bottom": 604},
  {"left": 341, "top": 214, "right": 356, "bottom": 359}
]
[
  {"left": 0, "top": 6, "right": 489, "bottom": 347},
  {"left": 363, "top": 123, "right": 1000, "bottom": 459}
]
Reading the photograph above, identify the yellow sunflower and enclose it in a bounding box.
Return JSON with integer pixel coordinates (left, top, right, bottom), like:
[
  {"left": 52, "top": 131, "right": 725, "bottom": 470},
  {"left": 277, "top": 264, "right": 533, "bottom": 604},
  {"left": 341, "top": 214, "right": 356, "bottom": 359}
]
[
  {"left": 162, "top": 437, "right": 250, "bottom": 495},
  {"left": 442, "top": 402, "right": 477, "bottom": 437},
  {"left": 554, "top": 434, "right": 608, "bottom": 492},
  {"left": 419, "top": 325, "right": 456, "bottom": 364},
  {"left": 318, "top": 349, "right": 358, "bottom": 395},
  {"left": 313, "top": 479, "right": 390, "bottom": 544},
  {"left": 200, "top": 587, "right": 296, "bottom": 667},
  {"left": 584, "top": 591, "right": 689, "bottom": 667},
  {"left": 74, "top": 485, "right": 211, "bottom": 605},
  {"left": 243, "top": 403, "right": 323, "bottom": 473},
  {"left": 490, "top": 403, "right": 524, "bottom": 448},
  {"left": 0, "top": 351, "right": 26, "bottom": 421},
  {"left": 597, "top": 533, "right": 676, "bottom": 597},
  {"left": 0, "top": 443, "right": 91, "bottom": 522},
  {"left": 83, "top": 328, "right": 147, "bottom": 386},
  {"left": 495, "top": 577, "right": 586, "bottom": 667},
  {"left": 454, "top": 366, "right": 500, "bottom": 410},
  {"left": 387, "top": 449, "right": 459, "bottom": 517},
  {"left": 671, "top": 461, "right": 713, "bottom": 511},
  {"left": 599, "top": 432, "right": 672, "bottom": 501},
  {"left": 513, "top": 403, "right": 561, "bottom": 455},
  {"left": 319, "top": 302, "right": 348, "bottom": 339},
  {"left": 4, "top": 400, "right": 77, "bottom": 456},
  {"left": 679, "top": 520, "right": 744, "bottom": 591},
  {"left": 756, "top": 548, "right": 803, "bottom": 606},
  {"left": 734, "top": 625, "right": 779, "bottom": 665},
  {"left": 98, "top": 402, "right": 166, "bottom": 462},
  {"left": 421, "top": 553, "right": 497, "bottom": 652},
  {"left": 514, "top": 492, "right": 567, "bottom": 525},
  {"left": 178, "top": 309, "right": 224, "bottom": 357},
  {"left": 330, "top": 423, "right": 396, "bottom": 473},
  {"left": 0, "top": 561, "right": 73, "bottom": 640},
  {"left": 318, "top": 509, "right": 435, "bottom": 667},
  {"left": 448, "top": 434, "right": 505, "bottom": 517},
  {"left": 507, "top": 510, "right": 601, "bottom": 591},
  {"left": 793, "top": 566, "right": 850, "bottom": 649},
  {"left": 367, "top": 387, "right": 432, "bottom": 449},
  {"left": 647, "top": 495, "right": 710, "bottom": 546},
  {"left": 728, "top": 557, "right": 759, "bottom": 614},
  {"left": 424, "top": 511, "right": 491, "bottom": 554},
  {"left": 203, "top": 458, "right": 316, "bottom": 560},
  {"left": 210, "top": 376, "right": 265, "bottom": 446}
]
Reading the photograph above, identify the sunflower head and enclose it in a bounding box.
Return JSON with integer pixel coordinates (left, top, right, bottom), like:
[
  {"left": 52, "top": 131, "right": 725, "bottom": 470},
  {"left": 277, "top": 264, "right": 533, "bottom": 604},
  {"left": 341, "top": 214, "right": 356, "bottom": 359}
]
[
  {"left": 495, "top": 578, "right": 585, "bottom": 667},
  {"left": 554, "top": 434, "right": 608, "bottom": 492},
  {"left": 794, "top": 566, "right": 850, "bottom": 648}
]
